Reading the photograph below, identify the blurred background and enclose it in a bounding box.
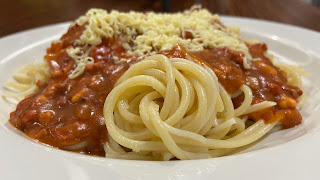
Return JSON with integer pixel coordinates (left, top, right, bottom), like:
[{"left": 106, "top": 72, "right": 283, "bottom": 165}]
[{"left": 0, "top": 0, "right": 320, "bottom": 38}]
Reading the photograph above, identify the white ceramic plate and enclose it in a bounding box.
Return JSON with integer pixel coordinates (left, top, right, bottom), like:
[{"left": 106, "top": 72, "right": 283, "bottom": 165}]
[{"left": 1, "top": 17, "right": 320, "bottom": 180}]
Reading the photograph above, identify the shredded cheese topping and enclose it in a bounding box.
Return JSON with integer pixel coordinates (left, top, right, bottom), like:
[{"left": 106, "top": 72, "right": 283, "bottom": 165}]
[
  {"left": 68, "top": 7, "right": 254, "bottom": 79},
  {"left": 67, "top": 47, "right": 94, "bottom": 79}
]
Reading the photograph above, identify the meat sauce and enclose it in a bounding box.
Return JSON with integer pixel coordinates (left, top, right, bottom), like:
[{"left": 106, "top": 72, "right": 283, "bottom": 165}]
[
  {"left": 9, "top": 25, "right": 137, "bottom": 156},
  {"left": 9, "top": 24, "right": 302, "bottom": 156},
  {"left": 162, "top": 44, "right": 302, "bottom": 128}
]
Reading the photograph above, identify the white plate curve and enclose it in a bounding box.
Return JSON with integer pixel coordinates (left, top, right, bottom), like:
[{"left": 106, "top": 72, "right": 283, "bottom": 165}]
[{"left": 0, "top": 17, "right": 320, "bottom": 180}]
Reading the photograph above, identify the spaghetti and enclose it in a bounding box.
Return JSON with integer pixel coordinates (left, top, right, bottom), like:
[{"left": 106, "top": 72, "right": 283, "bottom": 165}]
[
  {"left": 2, "top": 61, "right": 50, "bottom": 102},
  {"left": 103, "top": 54, "right": 277, "bottom": 160},
  {"left": 4, "top": 7, "right": 304, "bottom": 160}
]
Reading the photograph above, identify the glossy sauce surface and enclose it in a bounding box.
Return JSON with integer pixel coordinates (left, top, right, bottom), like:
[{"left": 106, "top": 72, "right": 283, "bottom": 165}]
[
  {"left": 10, "top": 25, "right": 136, "bottom": 156},
  {"left": 162, "top": 44, "right": 302, "bottom": 128},
  {"left": 9, "top": 25, "right": 302, "bottom": 156}
]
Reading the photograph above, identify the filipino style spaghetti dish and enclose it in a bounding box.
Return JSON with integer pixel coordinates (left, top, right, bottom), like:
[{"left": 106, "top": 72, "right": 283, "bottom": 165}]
[{"left": 3, "top": 7, "right": 304, "bottom": 160}]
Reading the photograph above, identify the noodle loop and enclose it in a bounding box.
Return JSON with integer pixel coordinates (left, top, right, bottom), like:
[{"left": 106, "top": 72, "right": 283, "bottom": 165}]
[{"left": 103, "top": 54, "right": 275, "bottom": 160}]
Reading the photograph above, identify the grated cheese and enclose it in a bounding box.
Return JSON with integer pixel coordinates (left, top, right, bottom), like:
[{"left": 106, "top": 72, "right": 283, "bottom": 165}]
[
  {"left": 69, "top": 7, "right": 254, "bottom": 78},
  {"left": 66, "top": 47, "right": 94, "bottom": 79}
]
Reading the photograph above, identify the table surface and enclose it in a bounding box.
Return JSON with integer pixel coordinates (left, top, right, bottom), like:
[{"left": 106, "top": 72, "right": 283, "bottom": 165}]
[{"left": 1, "top": 0, "right": 320, "bottom": 38}]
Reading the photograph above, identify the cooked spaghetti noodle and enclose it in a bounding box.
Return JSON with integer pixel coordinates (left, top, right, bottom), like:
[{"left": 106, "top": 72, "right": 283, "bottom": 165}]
[
  {"left": 2, "top": 61, "right": 50, "bottom": 102},
  {"left": 103, "top": 54, "right": 279, "bottom": 160}
]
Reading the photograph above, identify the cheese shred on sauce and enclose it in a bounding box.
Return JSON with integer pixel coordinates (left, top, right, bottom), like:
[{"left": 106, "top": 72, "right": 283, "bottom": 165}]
[{"left": 69, "top": 7, "right": 254, "bottom": 79}]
